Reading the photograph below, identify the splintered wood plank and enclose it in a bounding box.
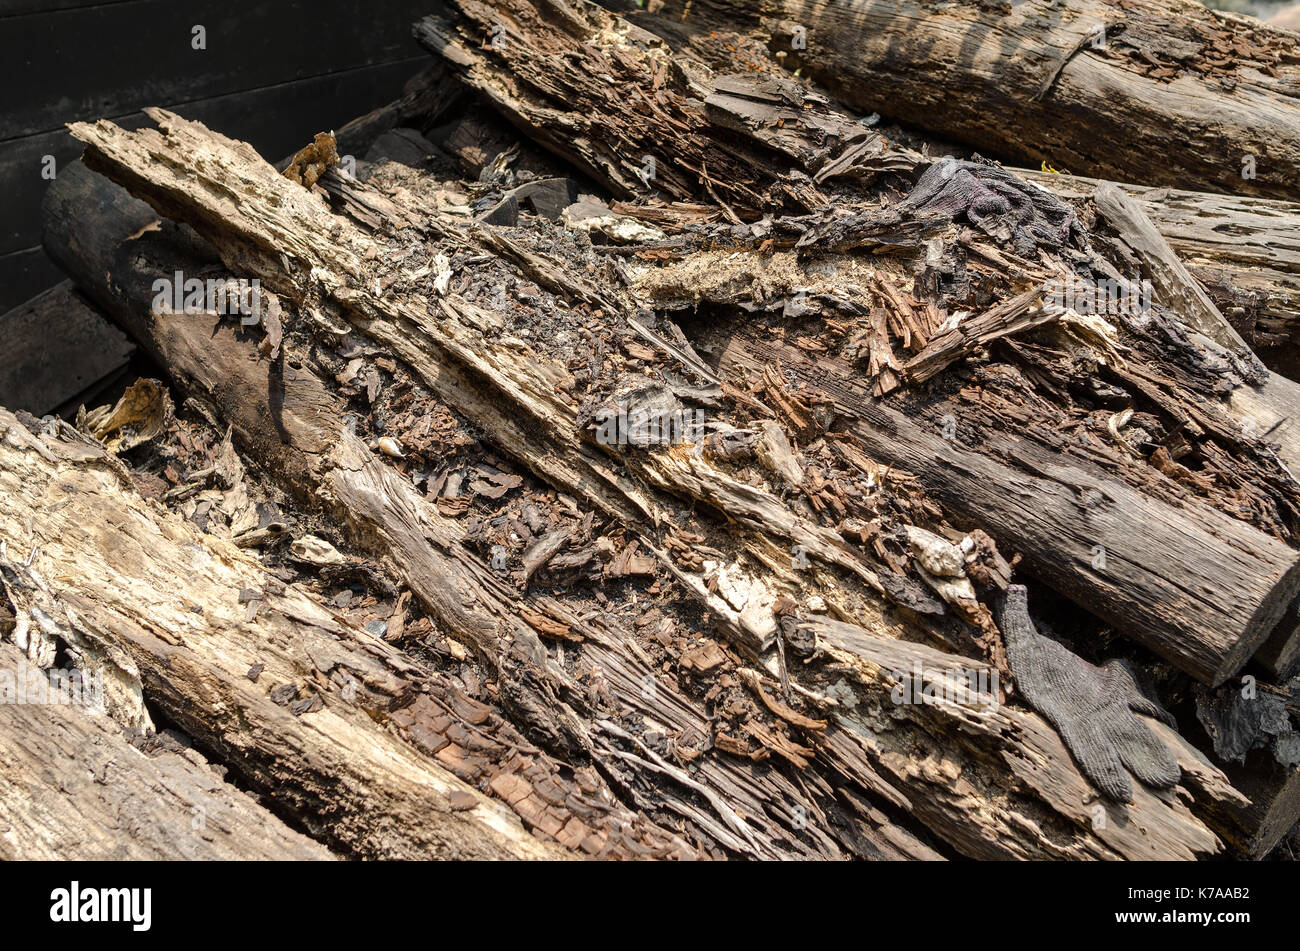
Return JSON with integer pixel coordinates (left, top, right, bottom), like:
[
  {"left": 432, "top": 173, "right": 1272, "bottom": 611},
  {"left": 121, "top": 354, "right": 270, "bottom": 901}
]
[{"left": 0, "top": 641, "right": 334, "bottom": 861}]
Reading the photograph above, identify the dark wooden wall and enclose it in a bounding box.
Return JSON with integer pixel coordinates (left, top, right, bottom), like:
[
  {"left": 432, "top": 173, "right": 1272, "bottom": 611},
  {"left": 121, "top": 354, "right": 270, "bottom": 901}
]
[{"left": 0, "top": 0, "right": 437, "bottom": 312}]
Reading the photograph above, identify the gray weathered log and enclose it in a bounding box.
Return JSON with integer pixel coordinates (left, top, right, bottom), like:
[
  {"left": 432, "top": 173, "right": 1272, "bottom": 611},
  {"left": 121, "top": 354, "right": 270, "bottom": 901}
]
[
  {"left": 708, "top": 322, "right": 1300, "bottom": 687},
  {"left": 1019, "top": 169, "right": 1300, "bottom": 358},
  {"left": 636, "top": 0, "right": 1300, "bottom": 200}
]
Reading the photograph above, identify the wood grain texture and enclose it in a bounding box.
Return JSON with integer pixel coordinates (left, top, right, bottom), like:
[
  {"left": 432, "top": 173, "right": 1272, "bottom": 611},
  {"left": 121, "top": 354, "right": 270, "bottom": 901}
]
[
  {"left": 0, "top": 643, "right": 334, "bottom": 861},
  {"left": 712, "top": 324, "right": 1300, "bottom": 687},
  {"left": 646, "top": 0, "right": 1300, "bottom": 199},
  {"left": 0, "top": 406, "right": 569, "bottom": 861},
  {"left": 52, "top": 105, "right": 1248, "bottom": 857},
  {"left": 1021, "top": 169, "right": 1300, "bottom": 353}
]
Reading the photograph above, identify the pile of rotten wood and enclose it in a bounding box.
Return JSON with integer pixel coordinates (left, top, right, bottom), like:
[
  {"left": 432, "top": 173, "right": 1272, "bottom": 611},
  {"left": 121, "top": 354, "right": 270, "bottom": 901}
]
[{"left": 5, "top": 0, "right": 1300, "bottom": 861}]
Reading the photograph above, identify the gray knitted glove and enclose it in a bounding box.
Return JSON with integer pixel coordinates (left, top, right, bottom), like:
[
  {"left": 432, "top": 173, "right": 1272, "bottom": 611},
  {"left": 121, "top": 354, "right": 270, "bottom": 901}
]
[{"left": 1000, "top": 585, "right": 1181, "bottom": 802}]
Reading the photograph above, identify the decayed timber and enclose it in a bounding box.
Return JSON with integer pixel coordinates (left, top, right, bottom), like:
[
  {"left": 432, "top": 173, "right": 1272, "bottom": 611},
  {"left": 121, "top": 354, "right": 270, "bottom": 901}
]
[
  {"left": 52, "top": 101, "right": 1253, "bottom": 859},
  {"left": 412, "top": 0, "right": 1300, "bottom": 689},
  {"left": 1019, "top": 169, "right": 1300, "bottom": 358},
  {"left": 637, "top": 0, "right": 1300, "bottom": 200},
  {"left": 0, "top": 406, "right": 570, "bottom": 861},
  {"left": 388, "top": 51, "right": 1300, "bottom": 376},
  {"left": 1090, "top": 183, "right": 1300, "bottom": 680},
  {"left": 1212, "top": 749, "right": 1300, "bottom": 860},
  {"left": 0, "top": 644, "right": 332, "bottom": 861},
  {"left": 455, "top": 0, "right": 1300, "bottom": 352},
  {"left": 704, "top": 318, "right": 1300, "bottom": 687},
  {"left": 43, "top": 162, "right": 928, "bottom": 861}
]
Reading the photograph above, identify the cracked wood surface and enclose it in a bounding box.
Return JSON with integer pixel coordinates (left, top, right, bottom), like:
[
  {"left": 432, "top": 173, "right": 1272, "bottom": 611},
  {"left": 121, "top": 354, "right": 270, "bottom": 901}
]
[
  {"left": 56, "top": 104, "right": 1249, "bottom": 858},
  {"left": 45, "top": 160, "right": 928, "bottom": 860},
  {"left": 0, "top": 647, "right": 332, "bottom": 861},
  {"left": 412, "top": 0, "right": 1300, "bottom": 689},
  {"left": 640, "top": 0, "right": 1300, "bottom": 200},
  {"left": 0, "top": 405, "right": 568, "bottom": 861}
]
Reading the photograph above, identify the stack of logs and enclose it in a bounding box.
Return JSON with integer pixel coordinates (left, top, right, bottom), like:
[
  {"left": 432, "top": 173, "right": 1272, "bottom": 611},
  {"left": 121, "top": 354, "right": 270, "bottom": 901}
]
[{"left": 4, "top": 0, "right": 1300, "bottom": 861}]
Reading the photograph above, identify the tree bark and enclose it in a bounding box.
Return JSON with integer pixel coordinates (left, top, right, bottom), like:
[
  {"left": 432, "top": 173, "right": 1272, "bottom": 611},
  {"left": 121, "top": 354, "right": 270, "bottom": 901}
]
[{"left": 636, "top": 0, "right": 1300, "bottom": 200}]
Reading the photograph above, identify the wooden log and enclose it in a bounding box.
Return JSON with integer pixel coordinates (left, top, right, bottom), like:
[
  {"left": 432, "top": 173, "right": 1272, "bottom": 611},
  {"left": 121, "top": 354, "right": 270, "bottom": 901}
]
[
  {"left": 640, "top": 0, "right": 1300, "bottom": 200},
  {"left": 43, "top": 162, "right": 917, "bottom": 860},
  {"left": 705, "top": 319, "right": 1300, "bottom": 687},
  {"left": 414, "top": 1, "right": 907, "bottom": 218},
  {"left": 50, "top": 107, "right": 1249, "bottom": 858},
  {"left": 1091, "top": 183, "right": 1300, "bottom": 681},
  {"left": 1019, "top": 169, "right": 1300, "bottom": 361},
  {"left": 0, "top": 405, "right": 570, "bottom": 861},
  {"left": 409, "top": 0, "right": 1300, "bottom": 688},
  {"left": 0, "top": 645, "right": 333, "bottom": 860},
  {"left": 411, "top": 33, "right": 1300, "bottom": 366}
]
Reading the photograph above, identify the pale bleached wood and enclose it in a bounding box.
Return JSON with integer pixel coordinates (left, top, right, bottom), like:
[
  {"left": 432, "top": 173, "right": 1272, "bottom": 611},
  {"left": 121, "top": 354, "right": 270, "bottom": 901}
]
[
  {"left": 0, "top": 643, "right": 334, "bottom": 861},
  {"left": 0, "top": 407, "right": 568, "bottom": 861}
]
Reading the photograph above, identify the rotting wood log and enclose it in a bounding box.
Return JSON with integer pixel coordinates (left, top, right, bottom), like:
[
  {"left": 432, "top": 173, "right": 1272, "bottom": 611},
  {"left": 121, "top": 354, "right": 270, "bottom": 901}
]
[
  {"left": 423, "top": 1, "right": 1300, "bottom": 365},
  {"left": 0, "top": 644, "right": 334, "bottom": 861},
  {"left": 632, "top": 0, "right": 1300, "bottom": 200},
  {"left": 403, "top": 0, "right": 1289, "bottom": 852},
  {"left": 0, "top": 405, "right": 577, "bottom": 861},
  {"left": 414, "top": 3, "right": 910, "bottom": 218},
  {"left": 388, "top": 55, "right": 1300, "bottom": 375},
  {"left": 409, "top": 0, "right": 1300, "bottom": 689},
  {"left": 48, "top": 102, "right": 1252, "bottom": 858},
  {"left": 1090, "top": 183, "right": 1300, "bottom": 680},
  {"left": 701, "top": 318, "right": 1300, "bottom": 688},
  {"left": 43, "top": 161, "right": 929, "bottom": 861},
  {"left": 1018, "top": 169, "right": 1300, "bottom": 361}
]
